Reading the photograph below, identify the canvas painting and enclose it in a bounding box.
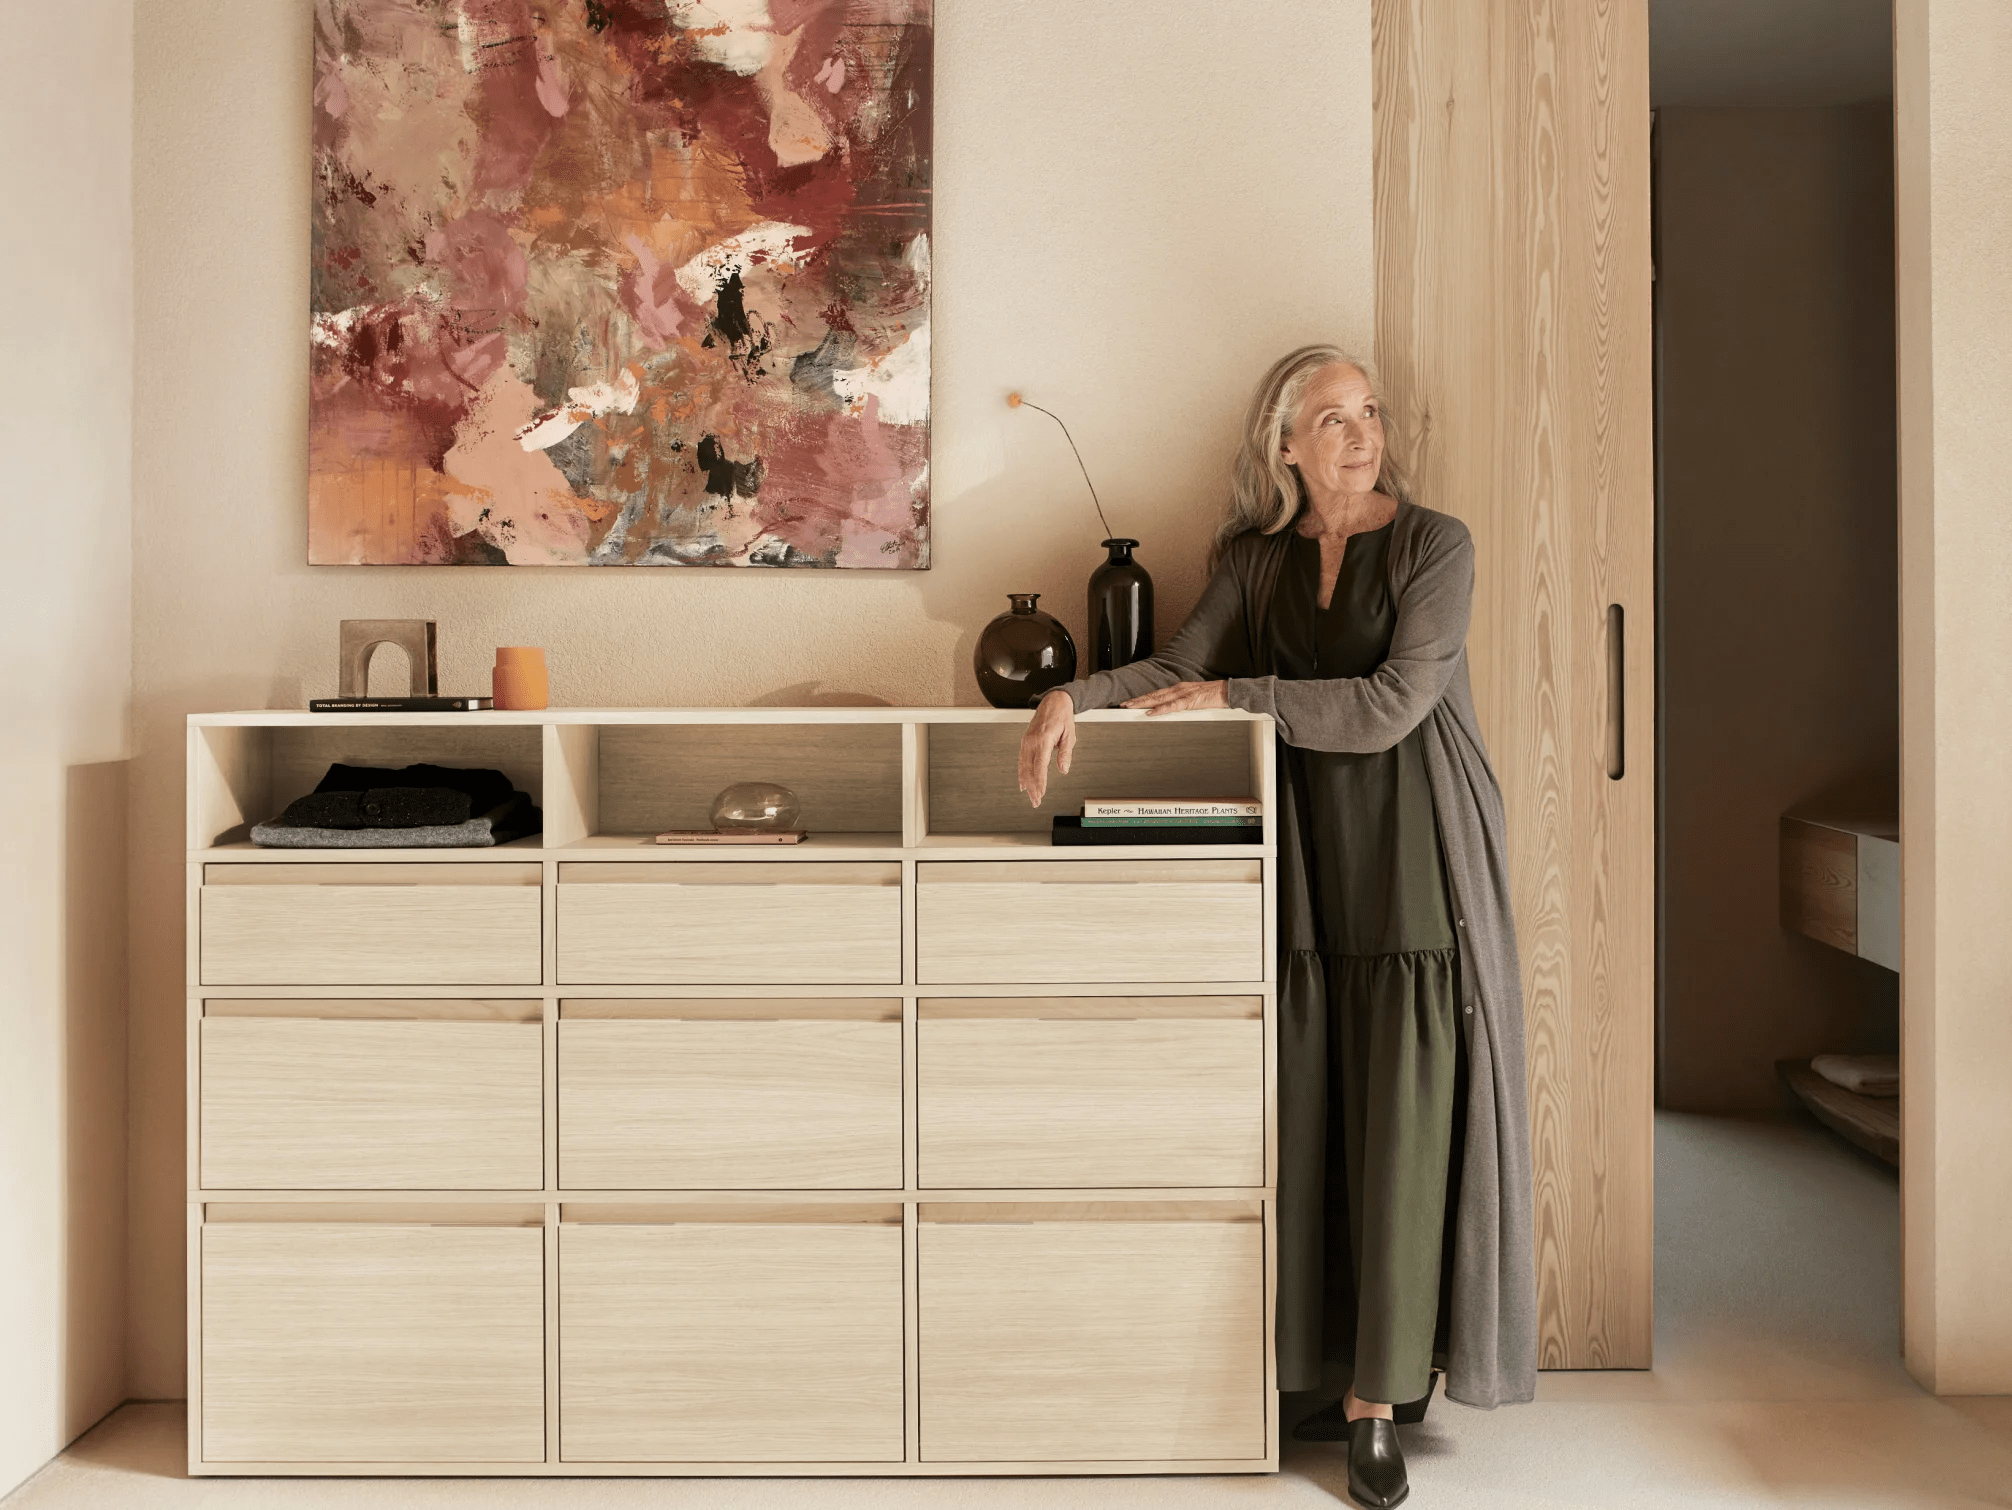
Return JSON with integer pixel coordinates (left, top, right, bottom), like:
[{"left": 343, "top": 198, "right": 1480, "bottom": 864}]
[{"left": 308, "top": 0, "right": 932, "bottom": 567}]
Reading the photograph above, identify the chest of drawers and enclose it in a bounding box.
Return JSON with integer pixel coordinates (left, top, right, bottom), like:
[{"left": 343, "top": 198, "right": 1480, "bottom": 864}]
[{"left": 185, "top": 707, "right": 1278, "bottom": 1477}]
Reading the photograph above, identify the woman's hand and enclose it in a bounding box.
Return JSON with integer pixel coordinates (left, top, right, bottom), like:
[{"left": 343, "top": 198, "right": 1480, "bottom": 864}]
[
  {"left": 1018, "top": 690, "right": 1077, "bottom": 807},
  {"left": 1121, "top": 680, "right": 1230, "bottom": 716}
]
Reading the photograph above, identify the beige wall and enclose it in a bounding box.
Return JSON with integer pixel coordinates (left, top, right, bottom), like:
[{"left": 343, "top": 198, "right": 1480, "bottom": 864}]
[
  {"left": 1657, "top": 105, "right": 1900, "bottom": 1113},
  {"left": 1891, "top": 0, "right": 2012, "bottom": 1393},
  {"left": 0, "top": 0, "right": 133, "bottom": 1493},
  {"left": 1896, "top": 0, "right": 2012, "bottom": 1396},
  {"left": 125, "top": 0, "right": 1376, "bottom": 1393}
]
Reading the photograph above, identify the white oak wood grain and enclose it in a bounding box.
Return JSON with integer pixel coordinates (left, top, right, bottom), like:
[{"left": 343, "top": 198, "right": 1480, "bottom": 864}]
[
  {"left": 200, "top": 1222, "right": 545, "bottom": 1462},
  {"left": 200, "top": 1019, "right": 543, "bottom": 1190},
  {"left": 561, "top": 861, "right": 899, "bottom": 885},
  {"left": 200, "top": 876, "right": 544, "bottom": 986},
  {"left": 918, "top": 1015, "right": 1263, "bottom": 1189},
  {"left": 203, "top": 997, "right": 539, "bottom": 1020},
  {"left": 204, "top": 863, "right": 542, "bottom": 886},
  {"left": 916, "top": 862, "right": 1262, "bottom": 984},
  {"left": 204, "top": 1202, "right": 544, "bottom": 1224},
  {"left": 560, "top": 997, "right": 898, "bottom": 1020},
  {"left": 563, "top": 1202, "right": 902, "bottom": 1225},
  {"left": 926, "top": 721, "right": 1255, "bottom": 836},
  {"left": 559, "top": 1018, "right": 902, "bottom": 1189},
  {"left": 556, "top": 867, "right": 902, "bottom": 985},
  {"left": 543, "top": 723, "right": 600, "bottom": 848},
  {"left": 1374, "top": 0, "right": 1656, "bottom": 1369},
  {"left": 597, "top": 722, "right": 904, "bottom": 835},
  {"left": 919, "top": 995, "right": 1260, "bottom": 1020},
  {"left": 559, "top": 1222, "right": 904, "bottom": 1462},
  {"left": 917, "top": 1216, "right": 1265, "bottom": 1462}
]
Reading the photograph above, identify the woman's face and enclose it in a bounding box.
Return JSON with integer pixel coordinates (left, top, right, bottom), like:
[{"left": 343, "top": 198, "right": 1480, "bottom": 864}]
[{"left": 1279, "top": 363, "right": 1385, "bottom": 507}]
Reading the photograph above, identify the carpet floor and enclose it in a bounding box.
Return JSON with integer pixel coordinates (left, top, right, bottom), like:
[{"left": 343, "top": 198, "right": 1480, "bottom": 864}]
[{"left": 8, "top": 1111, "right": 2010, "bottom": 1509}]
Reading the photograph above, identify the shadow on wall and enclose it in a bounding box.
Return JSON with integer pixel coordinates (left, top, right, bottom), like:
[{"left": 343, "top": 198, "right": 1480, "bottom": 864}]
[{"left": 64, "top": 760, "right": 128, "bottom": 1437}]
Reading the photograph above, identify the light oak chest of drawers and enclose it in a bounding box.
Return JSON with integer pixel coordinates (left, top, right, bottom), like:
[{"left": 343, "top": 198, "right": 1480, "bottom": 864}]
[{"left": 186, "top": 708, "right": 1279, "bottom": 1477}]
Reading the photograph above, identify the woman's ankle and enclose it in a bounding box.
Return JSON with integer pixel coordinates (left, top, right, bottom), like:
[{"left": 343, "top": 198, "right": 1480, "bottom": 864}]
[{"left": 1343, "top": 1388, "right": 1396, "bottom": 1422}]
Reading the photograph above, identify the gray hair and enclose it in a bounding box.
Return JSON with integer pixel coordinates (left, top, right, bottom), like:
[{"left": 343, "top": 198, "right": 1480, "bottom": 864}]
[{"left": 1211, "top": 344, "right": 1413, "bottom": 568}]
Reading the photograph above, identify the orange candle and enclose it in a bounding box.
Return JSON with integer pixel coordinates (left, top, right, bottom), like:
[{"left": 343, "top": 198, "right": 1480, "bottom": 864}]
[{"left": 492, "top": 646, "right": 549, "bottom": 710}]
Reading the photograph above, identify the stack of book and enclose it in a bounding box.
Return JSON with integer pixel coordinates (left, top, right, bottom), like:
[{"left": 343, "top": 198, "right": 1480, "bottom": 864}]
[{"left": 1051, "top": 798, "right": 1264, "bottom": 847}]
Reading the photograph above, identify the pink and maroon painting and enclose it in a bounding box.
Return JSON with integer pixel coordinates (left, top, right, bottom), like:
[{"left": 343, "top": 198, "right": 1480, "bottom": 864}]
[{"left": 309, "top": 0, "right": 931, "bottom": 567}]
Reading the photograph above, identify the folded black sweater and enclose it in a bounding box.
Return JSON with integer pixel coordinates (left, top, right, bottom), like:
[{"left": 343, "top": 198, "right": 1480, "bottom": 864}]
[{"left": 276, "top": 787, "right": 473, "bottom": 829}]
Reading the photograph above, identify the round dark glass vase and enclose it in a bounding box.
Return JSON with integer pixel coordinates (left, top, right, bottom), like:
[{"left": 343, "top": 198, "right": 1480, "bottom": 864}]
[
  {"left": 1088, "top": 537, "right": 1154, "bottom": 671},
  {"left": 974, "top": 593, "right": 1078, "bottom": 709}
]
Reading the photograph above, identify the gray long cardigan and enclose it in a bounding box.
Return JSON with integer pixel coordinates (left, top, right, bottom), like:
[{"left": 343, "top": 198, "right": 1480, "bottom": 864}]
[{"left": 1054, "top": 499, "right": 1538, "bottom": 1409}]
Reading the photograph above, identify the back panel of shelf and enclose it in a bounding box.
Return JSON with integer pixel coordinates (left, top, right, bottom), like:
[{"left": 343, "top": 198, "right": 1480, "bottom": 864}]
[{"left": 923, "top": 721, "right": 1259, "bottom": 838}]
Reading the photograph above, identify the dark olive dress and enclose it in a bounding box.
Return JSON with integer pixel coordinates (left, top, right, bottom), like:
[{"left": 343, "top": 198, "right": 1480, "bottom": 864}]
[{"left": 1270, "top": 522, "right": 1467, "bottom": 1406}]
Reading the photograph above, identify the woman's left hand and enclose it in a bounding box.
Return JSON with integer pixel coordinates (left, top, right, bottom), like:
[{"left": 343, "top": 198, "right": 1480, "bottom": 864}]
[{"left": 1121, "top": 680, "right": 1230, "bottom": 716}]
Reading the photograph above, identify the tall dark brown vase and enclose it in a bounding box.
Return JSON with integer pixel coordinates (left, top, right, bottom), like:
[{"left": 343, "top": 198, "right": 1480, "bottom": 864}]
[
  {"left": 974, "top": 593, "right": 1077, "bottom": 708},
  {"left": 1088, "top": 537, "right": 1154, "bottom": 671}
]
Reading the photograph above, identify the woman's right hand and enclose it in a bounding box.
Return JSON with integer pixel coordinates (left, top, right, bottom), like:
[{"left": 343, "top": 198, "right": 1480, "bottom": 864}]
[{"left": 1017, "top": 690, "right": 1077, "bottom": 807}]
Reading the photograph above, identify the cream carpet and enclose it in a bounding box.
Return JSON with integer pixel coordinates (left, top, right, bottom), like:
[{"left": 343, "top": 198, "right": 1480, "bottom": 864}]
[{"left": 10, "top": 1112, "right": 2011, "bottom": 1509}]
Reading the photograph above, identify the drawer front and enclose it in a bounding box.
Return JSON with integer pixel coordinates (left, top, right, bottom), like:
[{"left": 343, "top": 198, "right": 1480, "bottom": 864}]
[
  {"left": 917, "top": 1203, "right": 1265, "bottom": 1462},
  {"left": 918, "top": 999, "right": 1263, "bottom": 1189},
  {"left": 199, "top": 864, "right": 543, "bottom": 986},
  {"left": 560, "top": 1004, "right": 902, "bottom": 1189},
  {"left": 560, "top": 1215, "right": 905, "bottom": 1462},
  {"left": 200, "top": 1014, "right": 543, "bottom": 1190},
  {"left": 916, "top": 861, "right": 1263, "bottom": 984},
  {"left": 201, "top": 1220, "right": 545, "bottom": 1463},
  {"left": 556, "top": 863, "right": 901, "bottom": 985}
]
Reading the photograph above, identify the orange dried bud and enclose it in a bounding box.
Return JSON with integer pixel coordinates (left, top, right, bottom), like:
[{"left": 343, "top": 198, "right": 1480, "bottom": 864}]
[{"left": 1006, "top": 391, "right": 1023, "bottom": 408}]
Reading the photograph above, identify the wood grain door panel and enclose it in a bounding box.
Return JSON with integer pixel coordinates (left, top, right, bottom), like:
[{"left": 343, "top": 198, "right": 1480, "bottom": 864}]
[
  {"left": 200, "top": 1221, "right": 545, "bottom": 1462},
  {"left": 200, "top": 1016, "right": 543, "bottom": 1190},
  {"left": 917, "top": 999, "right": 1264, "bottom": 1188},
  {"left": 199, "top": 864, "right": 543, "bottom": 986},
  {"left": 559, "top": 1008, "right": 902, "bottom": 1189},
  {"left": 559, "top": 1219, "right": 904, "bottom": 1462},
  {"left": 915, "top": 861, "right": 1263, "bottom": 984},
  {"left": 555, "top": 862, "right": 902, "bottom": 984},
  {"left": 917, "top": 1206, "right": 1265, "bottom": 1461},
  {"left": 1374, "top": 0, "right": 1657, "bottom": 1367}
]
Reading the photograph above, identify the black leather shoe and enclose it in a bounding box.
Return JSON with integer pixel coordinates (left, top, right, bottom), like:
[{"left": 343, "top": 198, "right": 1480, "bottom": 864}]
[
  {"left": 1346, "top": 1417, "right": 1410, "bottom": 1508},
  {"left": 1391, "top": 1368, "right": 1442, "bottom": 1426}
]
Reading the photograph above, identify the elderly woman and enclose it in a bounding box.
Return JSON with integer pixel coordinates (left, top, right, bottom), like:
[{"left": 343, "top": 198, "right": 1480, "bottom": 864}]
[{"left": 1018, "top": 345, "right": 1537, "bottom": 1508}]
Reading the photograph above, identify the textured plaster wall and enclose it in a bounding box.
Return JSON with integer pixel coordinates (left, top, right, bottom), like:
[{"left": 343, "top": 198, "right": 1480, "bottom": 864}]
[
  {"left": 1896, "top": 0, "right": 2012, "bottom": 1396},
  {"left": 127, "top": 0, "right": 1375, "bottom": 1392},
  {"left": 0, "top": 0, "right": 133, "bottom": 1492},
  {"left": 1657, "top": 105, "right": 1899, "bottom": 1113}
]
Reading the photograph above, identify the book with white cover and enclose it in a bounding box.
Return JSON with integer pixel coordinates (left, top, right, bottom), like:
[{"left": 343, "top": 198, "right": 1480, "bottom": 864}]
[{"left": 1081, "top": 798, "right": 1264, "bottom": 819}]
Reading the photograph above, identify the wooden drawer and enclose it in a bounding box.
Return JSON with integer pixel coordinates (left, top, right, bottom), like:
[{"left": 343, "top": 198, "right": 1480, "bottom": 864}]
[
  {"left": 560, "top": 1206, "right": 905, "bottom": 1462},
  {"left": 915, "top": 861, "right": 1263, "bottom": 984},
  {"left": 200, "top": 1213, "right": 545, "bottom": 1463},
  {"left": 199, "top": 864, "right": 543, "bottom": 986},
  {"left": 918, "top": 998, "right": 1264, "bottom": 1189},
  {"left": 199, "top": 1002, "right": 543, "bottom": 1190},
  {"left": 556, "top": 862, "right": 901, "bottom": 985},
  {"left": 559, "top": 1001, "right": 902, "bottom": 1189},
  {"left": 917, "top": 1202, "right": 1266, "bottom": 1462}
]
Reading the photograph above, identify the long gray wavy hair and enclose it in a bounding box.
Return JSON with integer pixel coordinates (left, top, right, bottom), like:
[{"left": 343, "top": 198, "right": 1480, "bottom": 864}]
[{"left": 1210, "top": 344, "right": 1414, "bottom": 569}]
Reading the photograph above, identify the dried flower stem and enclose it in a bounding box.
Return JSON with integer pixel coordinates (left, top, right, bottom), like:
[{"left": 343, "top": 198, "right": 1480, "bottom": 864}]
[{"left": 1009, "top": 393, "right": 1116, "bottom": 540}]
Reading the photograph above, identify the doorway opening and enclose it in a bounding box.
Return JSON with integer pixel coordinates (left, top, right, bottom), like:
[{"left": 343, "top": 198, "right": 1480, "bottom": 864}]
[{"left": 1649, "top": 0, "right": 1904, "bottom": 1390}]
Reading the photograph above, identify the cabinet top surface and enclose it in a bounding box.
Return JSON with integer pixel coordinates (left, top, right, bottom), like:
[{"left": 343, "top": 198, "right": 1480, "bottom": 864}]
[{"left": 189, "top": 708, "right": 1270, "bottom": 729}]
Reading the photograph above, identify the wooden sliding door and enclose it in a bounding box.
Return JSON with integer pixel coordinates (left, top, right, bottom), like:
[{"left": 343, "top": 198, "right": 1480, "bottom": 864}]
[{"left": 1373, "top": 0, "right": 1656, "bottom": 1368}]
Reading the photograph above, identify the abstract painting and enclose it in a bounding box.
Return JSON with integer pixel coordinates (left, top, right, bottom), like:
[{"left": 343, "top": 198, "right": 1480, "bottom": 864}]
[{"left": 308, "top": 0, "right": 931, "bottom": 567}]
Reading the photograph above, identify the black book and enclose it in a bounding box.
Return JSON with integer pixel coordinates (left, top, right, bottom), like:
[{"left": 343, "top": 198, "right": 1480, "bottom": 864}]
[
  {"left": 309, "top": 696, "right": 495, "bottom": 712},
  {"left": 1051, "top": 816, "right": 1263, "bottom": 847}
]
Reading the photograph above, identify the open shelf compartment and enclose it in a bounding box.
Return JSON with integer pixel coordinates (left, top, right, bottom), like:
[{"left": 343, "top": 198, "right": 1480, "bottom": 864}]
[{"left": 189, "top": 722, "right": 545, "bottom": 853}]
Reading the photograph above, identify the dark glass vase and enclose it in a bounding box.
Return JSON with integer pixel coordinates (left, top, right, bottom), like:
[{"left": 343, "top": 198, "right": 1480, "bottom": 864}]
[
  {"left": 1088, "top": 537, "right": 1154, "bottom": 671},
  {"left": 975, "top": 593, "right": 1078, "bottom": 709}
]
